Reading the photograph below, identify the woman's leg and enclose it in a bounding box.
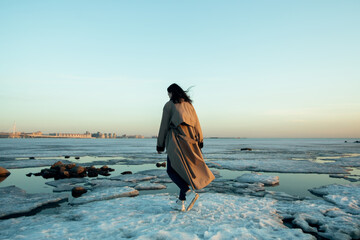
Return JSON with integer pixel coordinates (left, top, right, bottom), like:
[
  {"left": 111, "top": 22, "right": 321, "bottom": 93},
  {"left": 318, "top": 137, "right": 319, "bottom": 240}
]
[{"left": 166, "top": 156, "right": 190, "bottom": 200}]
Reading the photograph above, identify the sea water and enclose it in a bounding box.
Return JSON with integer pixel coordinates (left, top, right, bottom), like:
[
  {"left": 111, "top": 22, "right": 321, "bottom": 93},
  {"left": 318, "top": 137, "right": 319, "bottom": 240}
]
[{"left": 0, "top": 138, "right": 359, "bottom": 198}]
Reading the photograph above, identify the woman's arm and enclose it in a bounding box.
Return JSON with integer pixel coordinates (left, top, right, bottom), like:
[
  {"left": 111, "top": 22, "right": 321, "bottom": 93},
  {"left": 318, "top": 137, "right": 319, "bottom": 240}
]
[
  {"left": 194, "top": 107, "right": 204, "bottom": 149},
  {"left": 157, "top": 102, "right": 171, "bottom": 152}
]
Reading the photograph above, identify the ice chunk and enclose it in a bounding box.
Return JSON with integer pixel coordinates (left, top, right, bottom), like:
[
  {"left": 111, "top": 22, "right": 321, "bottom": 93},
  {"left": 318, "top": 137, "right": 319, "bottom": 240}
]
[
  {"left": 136, "top": 169, "right": 168, "bottom": 178},
  {"left": 45, "top": 178, "right": 88, "bottom": 187},
  {"left": 235, "top": 173, "right": 279, "bottom": 186},
  {"left": 309, "top": 184, "right": 360, "bottom": 215},
  {"left": 209, "top": 159, "right": 348, "bottom": 174},
  {"left": 70, "top": 186, "right": 139, "bottom": 205},
  {"left": 135, "top": 182, "right": 167, "bottom": 190},
  {"left": 1, "top": 159, "right": 72, "bottom": 169},
  {"left": 0, "top": 185, "right": 67, "bottom": 219},
  {"left": 276, "top": 199, "right": 360, "bottom": 240},
  {"left": 87, "top": 179, "right": 133, "bottom": 188},
  {"left": 110, "top": 173, "right": 156, "bottom": 182}
]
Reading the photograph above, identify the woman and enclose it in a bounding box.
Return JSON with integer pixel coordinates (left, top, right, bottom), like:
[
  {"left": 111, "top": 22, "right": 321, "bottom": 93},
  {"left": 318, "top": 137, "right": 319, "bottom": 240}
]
[{"left": 157, "top": 83, "right": 215, "bottom": 212}]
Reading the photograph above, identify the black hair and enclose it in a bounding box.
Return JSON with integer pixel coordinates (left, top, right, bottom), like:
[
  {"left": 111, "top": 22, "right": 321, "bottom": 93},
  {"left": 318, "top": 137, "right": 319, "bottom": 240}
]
[{"left": 167, "top": 83, "right": 192, "bottom": 104}]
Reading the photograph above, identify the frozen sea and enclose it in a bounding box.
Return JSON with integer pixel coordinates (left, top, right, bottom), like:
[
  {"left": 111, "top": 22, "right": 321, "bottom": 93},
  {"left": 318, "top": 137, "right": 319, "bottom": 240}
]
[{"left": 0, "top": 138, "right": 359, "bottom": 240}]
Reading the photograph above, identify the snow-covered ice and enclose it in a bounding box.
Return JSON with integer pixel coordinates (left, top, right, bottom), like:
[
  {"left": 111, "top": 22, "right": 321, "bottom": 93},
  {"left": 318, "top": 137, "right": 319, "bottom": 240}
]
[
  {"left": 208, "top": 159, "right": 348, "bottom": 174},
  {"left": 0, "top": 193, "right": 316, "bottom": 240},
  {"left": 235, "top": 173, "right": 279, "bottom": 186},
  {"left": 46, "top": 178, "right": 88, "bottom": 187},
  {"left": 276, "top": 199, "right": 360, "bottom": 240},
  {"left": 70, "top": 186, "right": 139, "bottom": 205},
  {"left": 87, "top": 179, "right": 133, "bottom": 188},
  {"left": 136, "top": 169, "right": 168, "bottom": 178},
  {"left": 135, "top": 182, "right": 166, "bottom": 190},
  {"left": 0, "top": 185, "right": 67, "bottom": 219},
  {"left": 0, "top": 159, "right": 73, "bottom": 169},
  {"left": 110, "top": 173, "right": 157, "bottom": 182},
  {"left": 309, "top": 184, "right": 360, "bottom": 215}
]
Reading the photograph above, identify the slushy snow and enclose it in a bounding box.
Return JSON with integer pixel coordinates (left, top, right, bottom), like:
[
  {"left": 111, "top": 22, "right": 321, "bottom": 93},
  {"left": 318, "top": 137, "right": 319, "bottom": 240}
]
[{"left": 0, "top": 192, "right": 315, "bottom": 240}]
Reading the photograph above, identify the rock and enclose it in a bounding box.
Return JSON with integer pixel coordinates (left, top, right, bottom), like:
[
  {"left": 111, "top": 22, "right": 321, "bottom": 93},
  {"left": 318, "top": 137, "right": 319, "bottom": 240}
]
[
  {"left": 64, "top": 156, "right": 70, "bottom": 159},
  {"left": 72, "top": 187, "right": 88, "bottom": 198},
  {"left": 100, "top": 165, "right": 109, "bottom": 171},
  {"left": 29, "top": 157, "right": 35, "bottom": 159},
  {"left": 60, "top": 171, "right": 70, "bottom": 178},
  {"left": 75, "top": 157, "right": 80, "bottom": 160},
  {"left": 50, "top": 161, "right": 64, "bottom": 170},
  {"left": 354, "top": 141, "right": 360, "bottom": 143},
  {"left": 0, "top": 167, "right": 11, "bottom": 177},
  {"left": 98, "top": 171, "right": 111, "bottom": 176},
  {"left": 121, "top": 171, "right": 132, "bottom": 175},
  {"left": 156, "top": 162, "right": 166, "bottom": 168},
  {"left": 87, "top": 171, "right": 98, "bottom": 178},
  {"left": 41, "top": 169, "right": 58, "bottom": 179},
  {"left": 70, "top": 166, "right": 86, "bottom": 176},
  {"left": 26, "top": 173, "right": 32, "bottom": 177},
  {"left": 66, "top": 163, "right": 76, "bottom": 169},
  {"left": 241, "top": 148, "right": 252, "bottom": 151}
]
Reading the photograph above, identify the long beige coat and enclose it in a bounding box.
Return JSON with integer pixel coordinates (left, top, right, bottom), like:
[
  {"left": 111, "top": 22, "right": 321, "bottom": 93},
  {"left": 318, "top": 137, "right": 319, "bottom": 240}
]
[{"left": 157, "top": 100, "right": 215, "bottom": 190}]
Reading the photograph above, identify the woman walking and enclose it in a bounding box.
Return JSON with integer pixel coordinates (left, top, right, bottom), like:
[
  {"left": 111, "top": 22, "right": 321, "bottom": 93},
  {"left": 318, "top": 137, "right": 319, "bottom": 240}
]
[{"left": 157, "top": 83, "right": 215, "bottom": 211}]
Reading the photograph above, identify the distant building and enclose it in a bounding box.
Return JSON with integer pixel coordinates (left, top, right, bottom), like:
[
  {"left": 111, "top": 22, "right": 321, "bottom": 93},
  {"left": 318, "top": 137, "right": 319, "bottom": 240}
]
[{"left": 49, "top": 132, "right": 92, "bottom": 138}]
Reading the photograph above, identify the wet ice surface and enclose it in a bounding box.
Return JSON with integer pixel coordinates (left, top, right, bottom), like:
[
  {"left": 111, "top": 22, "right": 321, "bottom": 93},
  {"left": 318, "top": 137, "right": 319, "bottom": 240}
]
[
  {"left": 309, "top": 184, "right": 360, "bottom": 215},
  {"left": 1, "top": 138, "right": 360, "bottom": 239},
  {"left": 0, "top": 185, "right": 67, "bottom": 219},
  {"left": 70, "top": 186, "right": 139, "bottom": 205},
  {"left": 235, "top": 173, "right": 280, "bottom": 186}
]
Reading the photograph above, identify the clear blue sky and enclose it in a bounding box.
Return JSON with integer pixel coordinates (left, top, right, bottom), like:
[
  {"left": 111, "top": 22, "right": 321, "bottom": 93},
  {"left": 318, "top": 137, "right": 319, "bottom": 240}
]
[{"left": 1, "top": 1, "right": 359, "bottom": 138}]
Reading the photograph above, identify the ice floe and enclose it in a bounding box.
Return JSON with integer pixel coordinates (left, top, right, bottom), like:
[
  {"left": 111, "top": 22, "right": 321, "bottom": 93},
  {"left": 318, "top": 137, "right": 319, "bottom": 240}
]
[
  {"left": 309, "top": 184, "right": 360, "bottom": 215},
  {"left": 70, "top": 186, "right": 139, "bottom": 205},
  {"left": 0, "top": 193, "right": 316, "bottom": 240},
  {"left": 0, "top": 159, "right": 73, "bottom": 169},
  {"left": 135, "top": 182, "right": 167, "bottom": 190},
  {"left": 87, "top": 179, "right": 133, "bottom": 188},
  {"left": 235, "top": 172, "right": 279, "bottom": 186},
  {"left": 0, "top": 185, "right": 67, "bottom": 219},
  {"left": 110, "top": 173, "right": 157, "bottom": 182},
  {"left": 276, "top": 199, "right": 360, "bottom": 240},
  {"left": 208, "top": 159, "right": 348, "bottom": 174}
]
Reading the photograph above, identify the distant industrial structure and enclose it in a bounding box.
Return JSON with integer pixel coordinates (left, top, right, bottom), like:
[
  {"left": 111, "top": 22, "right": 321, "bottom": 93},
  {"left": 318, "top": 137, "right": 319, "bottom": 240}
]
[
  {"left": 0, "top": 123, "right": 145, "bottom": 139},
  {"left": 0, "top": 130, "right": 144, "bottom": 139}
]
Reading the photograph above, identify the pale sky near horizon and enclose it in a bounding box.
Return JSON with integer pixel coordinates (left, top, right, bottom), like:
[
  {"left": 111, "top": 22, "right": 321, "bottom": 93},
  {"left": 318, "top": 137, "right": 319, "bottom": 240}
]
[{"left": 1, "top": 1, "right": 359, "bottom": 138}]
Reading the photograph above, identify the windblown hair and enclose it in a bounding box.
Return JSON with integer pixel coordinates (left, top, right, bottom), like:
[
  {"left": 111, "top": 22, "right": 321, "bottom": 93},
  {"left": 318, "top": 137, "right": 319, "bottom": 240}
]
[{"left": 167, "top": 83, "right": 192, "bottom": 104}]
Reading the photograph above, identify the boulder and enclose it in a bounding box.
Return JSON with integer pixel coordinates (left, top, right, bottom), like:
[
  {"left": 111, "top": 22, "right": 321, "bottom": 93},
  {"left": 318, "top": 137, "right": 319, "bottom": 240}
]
[
  {"left": 156, "top": 162, "right": 166, "bottom": 168},
  {"left": 0, "top": 167, "right": 10, "bottom": 177},
  {"left": 70, "top": 166, "right": 86, "bottom": 175},
  {"left": 241, "top": 148, "right": 252, "bottom": 151},
  {"left": 72, "top": 187, "right": 88, "bottom": 198},
  {"left": 51, "top": 161, "right": 64, "bottom": 170},
  {"left": 66, "top": 163, "right": 76, "bottom": 169},
  {"left": 121, "top": 171, "right": 132, "bottom": 175}
]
